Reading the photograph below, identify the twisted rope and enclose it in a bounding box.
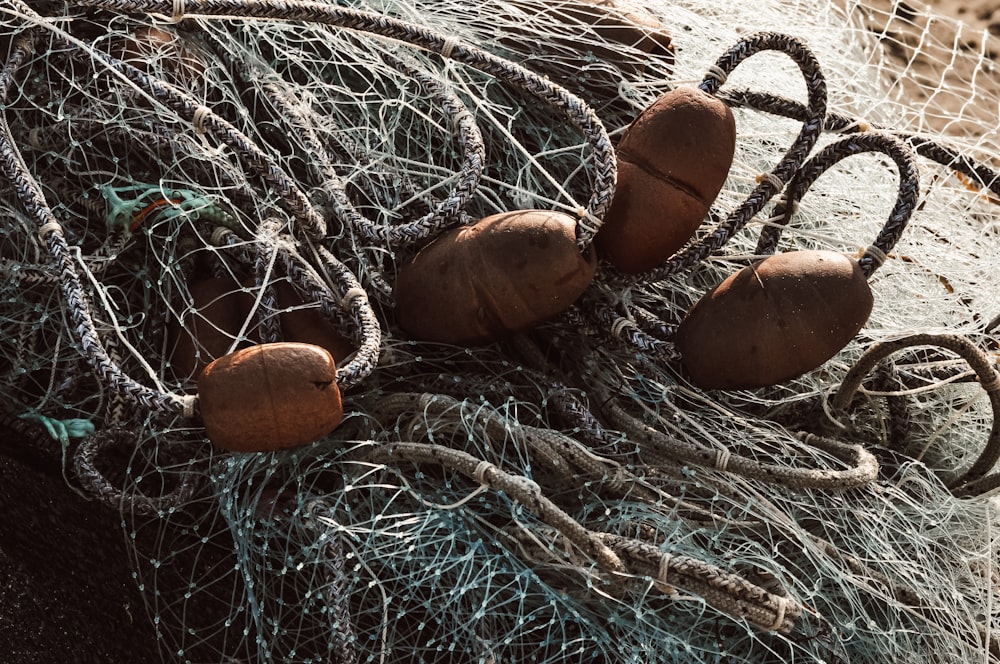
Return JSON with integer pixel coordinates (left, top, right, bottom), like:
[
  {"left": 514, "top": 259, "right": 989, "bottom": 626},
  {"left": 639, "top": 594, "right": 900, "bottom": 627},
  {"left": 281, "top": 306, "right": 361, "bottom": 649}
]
[
  {"left": 755, "top": 131, "right": 921, "bottom": 277},
  {"left": 86, "top": 49, "right": 328, "bottom": 240},
  {"left": 611, "top": 31, "right": 828, "bottom": 286},
  {"left": 601, "top": 392, "right": 879, "bottom": 490},
  {"left": 721, "top": 87, "right": 1000, "bottom": 198},
  {"left": 211, "top": 225, "right": 382, "bottom": 390},
  {"left": 74, "top": 428, "right": 201, "bottom": 515},
  {"left": 259, "top": 52, "right": 487, "bottom": 249},
  {"left": 0, "top": 29, "right": 192, "bottom": 416},
  {"left": 831, "top": 333, "right": 1000, "bottom": 493},
  {"left": 70, "top": 0, "right": 617, "bottom": 250}
]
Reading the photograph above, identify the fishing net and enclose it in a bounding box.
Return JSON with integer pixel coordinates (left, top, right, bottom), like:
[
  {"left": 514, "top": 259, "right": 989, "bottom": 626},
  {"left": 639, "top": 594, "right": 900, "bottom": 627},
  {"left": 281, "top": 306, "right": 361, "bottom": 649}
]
[{"left": 2, "top": 0, "right": 1000, "bottom": 662}]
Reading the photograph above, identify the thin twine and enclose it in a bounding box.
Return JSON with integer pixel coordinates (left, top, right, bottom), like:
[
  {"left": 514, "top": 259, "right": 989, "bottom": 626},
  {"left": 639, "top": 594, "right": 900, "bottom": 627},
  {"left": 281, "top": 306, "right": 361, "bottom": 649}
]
[
  {"left": 341, "top": 286, "right": 368, "bottom": 309},
  {"left": 474, "top": 459, "right": 495, "bottom": 486},
  {"left": 755, "top": 171, "right": 785, "bottom": 191},
  {"left": 768, "top": 596, "right": 789, "bottom": 632},
  {"left": 703, "top": 63, "right": 729, "bottom": 87},
  {"left": 180, "top": 394, "right": 198, "bottom": 419},
  {"left": 715, "top": 448, "right": 732, "bottom": 472}
]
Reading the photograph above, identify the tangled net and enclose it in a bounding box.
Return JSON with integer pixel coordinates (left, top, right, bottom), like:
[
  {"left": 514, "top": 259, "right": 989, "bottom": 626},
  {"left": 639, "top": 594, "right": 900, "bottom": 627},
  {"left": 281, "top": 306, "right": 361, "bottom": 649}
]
[{"left": 3, "top": 0, "right": 1000, "bottom": 662}]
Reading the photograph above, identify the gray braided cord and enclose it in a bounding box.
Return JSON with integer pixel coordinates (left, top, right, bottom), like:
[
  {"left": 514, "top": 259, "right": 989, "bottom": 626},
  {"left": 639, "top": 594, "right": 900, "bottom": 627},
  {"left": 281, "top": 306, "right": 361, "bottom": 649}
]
[
  {"left": 601, "top": 393, "right": 878, "bottom": 490},
  {"left": 260, "top": 53, "right": 486, "bottom": 249},
  {"left": 830, "top": 333, "right": 1000, "bottom": 492},
  {"left": 755, "top": 131, "right": 921, "bottom": 277},
  {"left": 0, "top": 31, "right": 192, "bottom": 416},
  {"left": 378, "top": 451, "right": 778, "bottom": 633},
  {"left": 74, "top": 428, "right": 200, "bottom": 515},
  {"left": 300, "top": 502, "right": 359, "bottom": 664},
  {"left": 359, "top": 441, "right": 626, "bottom": 573},
  {"left": 579, "top": 297, "right": 681, "bottom": 359},
  {"left": 374, "top": 52, "right": 486, "bottom": 247},
  {"left": 84, "top": 48, "right": 328, "bottom": 241},
  {"left": 615, "top": 31, "right": 828, "bottom": 285},
  {"left": 721, "top": 87, "right": 1000, "bottom": 201},
  {"left": 598, "top": 533, "right": 799, "bottom": 633},
  {"left": 315, "top": 245, "right": 382, "bottom": 390},
  {"left": 212, "top": 226, "right": 382, "bottom": 390},
  {"left": 69, "top": 0, "right": 616, "bottom": 249}
]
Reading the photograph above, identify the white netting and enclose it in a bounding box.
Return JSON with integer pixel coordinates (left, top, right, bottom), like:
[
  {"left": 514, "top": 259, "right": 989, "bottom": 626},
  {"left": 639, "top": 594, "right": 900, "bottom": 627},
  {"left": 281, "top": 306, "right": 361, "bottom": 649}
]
[{"left": 3, "top": 0, "right": 1000, "bottom": 662}]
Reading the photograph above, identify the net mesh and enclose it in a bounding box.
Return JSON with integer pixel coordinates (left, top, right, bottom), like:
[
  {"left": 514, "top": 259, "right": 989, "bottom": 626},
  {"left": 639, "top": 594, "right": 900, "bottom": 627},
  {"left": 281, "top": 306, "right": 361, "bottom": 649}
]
[{"left": 3, "top": 0, "right": 1000, "bottom": 662}]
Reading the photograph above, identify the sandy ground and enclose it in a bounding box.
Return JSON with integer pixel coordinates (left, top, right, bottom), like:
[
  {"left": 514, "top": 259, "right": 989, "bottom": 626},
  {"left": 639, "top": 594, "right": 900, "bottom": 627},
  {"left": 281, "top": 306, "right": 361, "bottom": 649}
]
[{"left": 850, "top": 0, "right": 1000, "bottom": 139}]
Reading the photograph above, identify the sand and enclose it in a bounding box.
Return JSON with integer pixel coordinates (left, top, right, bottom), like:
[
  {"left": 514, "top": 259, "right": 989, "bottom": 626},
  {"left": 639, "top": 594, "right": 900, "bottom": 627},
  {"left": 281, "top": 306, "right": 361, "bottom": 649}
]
[{"left": 849, "top": 0, "right": 1000, "bottom": 139}]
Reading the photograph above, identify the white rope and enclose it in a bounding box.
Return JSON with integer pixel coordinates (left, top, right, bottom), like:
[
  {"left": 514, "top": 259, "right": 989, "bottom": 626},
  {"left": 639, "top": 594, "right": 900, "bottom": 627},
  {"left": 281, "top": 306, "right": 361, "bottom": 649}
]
[{"left": 171, "top": 0, "right": 185, "bottom": 22}]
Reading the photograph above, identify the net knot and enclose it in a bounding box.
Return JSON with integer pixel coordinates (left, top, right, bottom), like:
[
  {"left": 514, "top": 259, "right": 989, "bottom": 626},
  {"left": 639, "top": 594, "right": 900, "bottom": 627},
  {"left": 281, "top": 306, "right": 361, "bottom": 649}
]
[
  {"left": 341, "top": 286, "right": 368, "bottom": 310},
  {"left": 755, "top": 171, "right": 785, "bottom": 191},
  {"left": 192, "top": 105, "right": 211, "bottom": 135},
  {"left": 172, "top": 0, "right": 185, "bottom": 22},
  {"left": 178, "top": 394, "right": 198, "bottom": 419},
  {"left": 38, "top": 221, "right": 63, "bottom": 241},
  {"left": 439, "top": 36, "right": 460, "bottom": 59}
]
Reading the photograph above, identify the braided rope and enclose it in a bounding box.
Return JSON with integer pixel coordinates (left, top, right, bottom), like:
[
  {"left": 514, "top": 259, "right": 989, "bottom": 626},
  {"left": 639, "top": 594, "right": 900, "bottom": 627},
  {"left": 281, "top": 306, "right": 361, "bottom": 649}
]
[
  {"left": 609, "top": 31, "right": 828, "bottom": 286},
  {"left": 0, "top": 32, "right": 192, "bottom": 416},
  {"left": 360, "top": 440, "right": 626, "bottom": 573},
  {"left": 259, "top": 53, "right": 487, "bottom": 249},
  {"left": 601, "top": 392, "right": 879, "bottom": 490},
  {"left": 580, "top": 297, "right": 680, "bottom": 359},
  {"left": 74, "top": 428, "right": 200, "bottom": 515},
  {"left": 755, "top": 132, "right": 920, "bottom": 277},
  {"left": 228, "top": 225, "right": 383, "bottom": 390},
  {"left": 70, "top": 0, "right": 617, "bottom": 250},
  {"left": 597, "top": 533, "right": 800, "bottom": 632},
  {"left": 86, "top": 49, "right": 328, "bottom": 240},
  {"left": 831, "top": 333, "right": 1000, "bottom": 493},
  {"left": 721, "top": 87, "right": 1000, "bottom": 199}
]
